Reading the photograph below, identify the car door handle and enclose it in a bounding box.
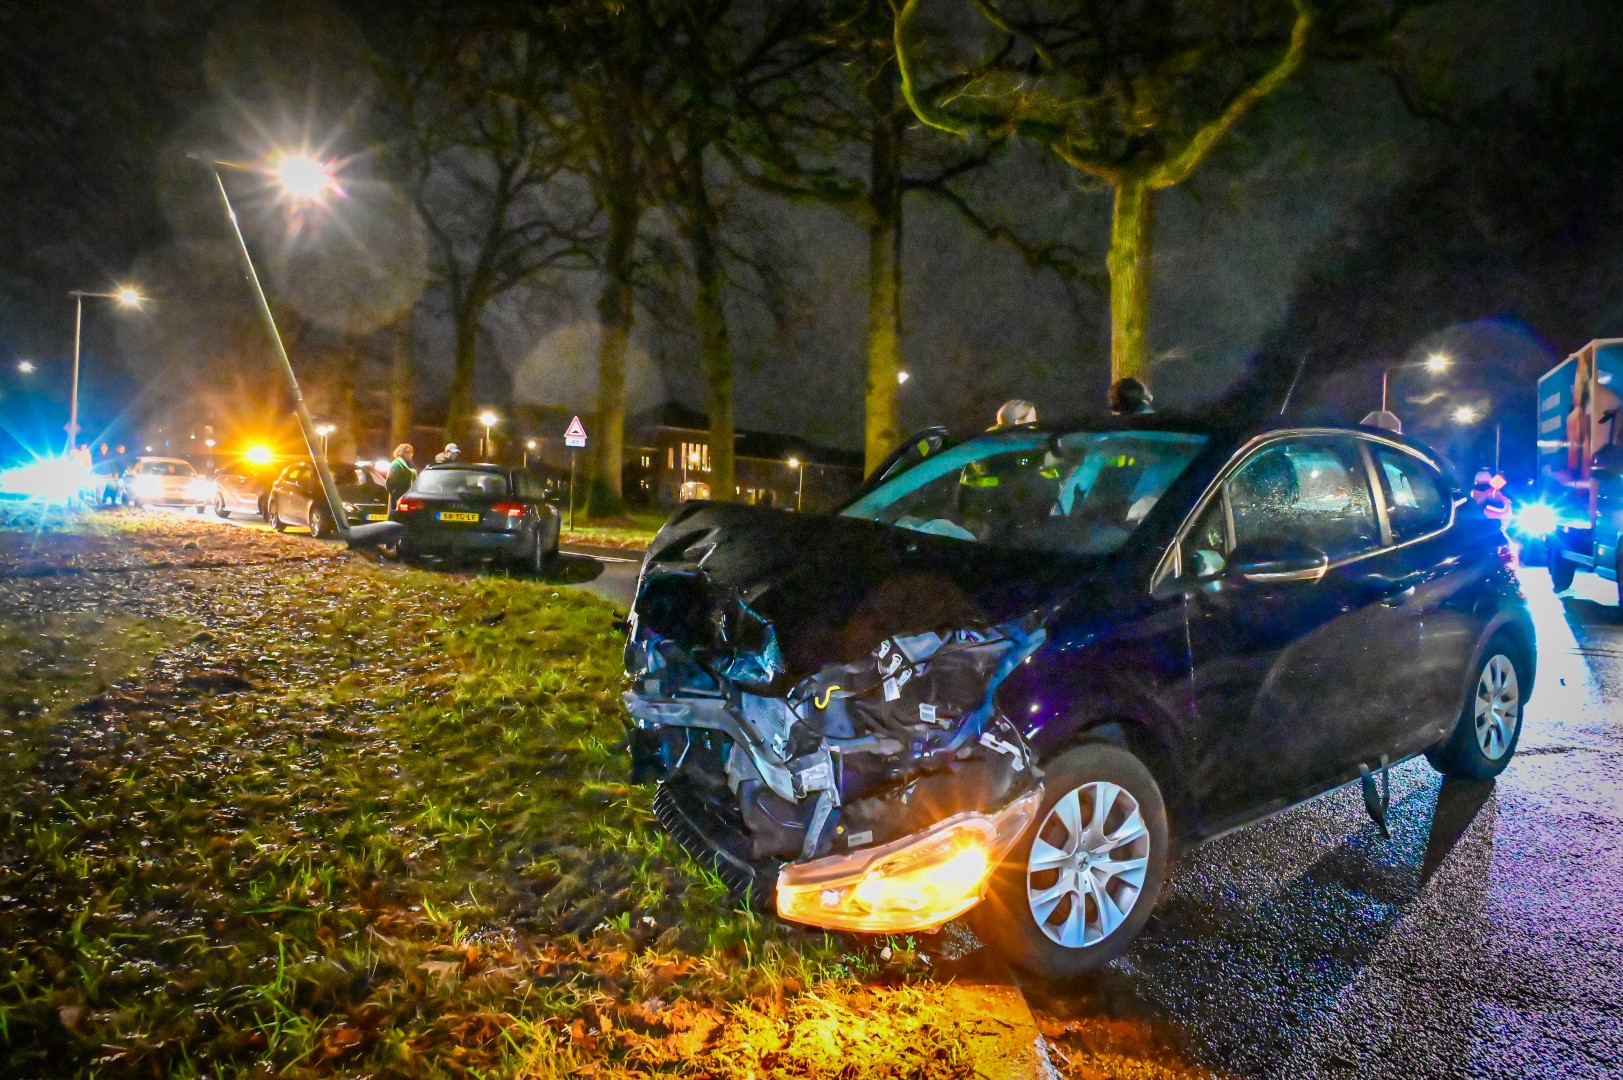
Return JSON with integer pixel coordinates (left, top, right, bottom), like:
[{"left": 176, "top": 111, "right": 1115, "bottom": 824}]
[{"left": 1380, "top": 585, "right": 1415, "bottom": 607}]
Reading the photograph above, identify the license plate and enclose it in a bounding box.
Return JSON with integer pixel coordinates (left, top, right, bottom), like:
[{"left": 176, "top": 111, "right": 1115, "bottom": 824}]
[
  {"left": 437, "top": 511, "right": 480, "bottom": 523},
  {"left": 366, "top": 513, "right": 387, "bottom": 521}
]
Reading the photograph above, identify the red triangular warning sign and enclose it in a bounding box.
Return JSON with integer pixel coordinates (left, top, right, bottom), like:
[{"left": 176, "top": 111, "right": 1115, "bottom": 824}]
[{"left": 564, "top": 415, "right": 587, "bottom": 440}]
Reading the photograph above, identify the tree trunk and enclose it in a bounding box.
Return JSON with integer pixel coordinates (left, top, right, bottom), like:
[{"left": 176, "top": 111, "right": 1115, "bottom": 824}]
[
  {"left": 863, "top": 92, "right": 905, "bottom": 474},
  {"left": 588, "top": 173, "right": 639, "bottom": 519},
  {"left": 447, "top": 304, "right": 478, "bottom": 445},
  {"left": 691, "top": 224, "right": 735, "bottom": 505},
  {"left": 390, "top": 320, "right": 413, "bottom": 449},
  {"left": 1107, "top": 177, "right": 1155, "bottom": 389}
]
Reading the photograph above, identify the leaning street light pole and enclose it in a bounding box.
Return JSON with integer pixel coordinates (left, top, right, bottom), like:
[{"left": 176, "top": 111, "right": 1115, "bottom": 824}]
[
  {"left": 203, "top": 156, "right": 353, "bottom": 544},
  {"left": 66, "top": 286, "right": 145, "bottom": 452},
  {"left": 478, "top": 409, "right": 499, "bottom": 461}
]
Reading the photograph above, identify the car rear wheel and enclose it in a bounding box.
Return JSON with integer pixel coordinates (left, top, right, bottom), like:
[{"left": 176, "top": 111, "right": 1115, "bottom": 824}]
[
  {"left": 309, "top": 503, "right": 333, "bottom": 539},
  {"left": 213, "top": 493, "right": 230, "bottom": 518},
  {"left": 972, "top": 742, "right": 1169, "bottom": 980},
  {"left": 1427, "top": 636, "right": 1526, "bottom": 779},
  {"left": 257, "top": 496, "right": 270, "bottom": 522},
  {"left": 269, "top": 498, "right": 287, "bottom": 532}
]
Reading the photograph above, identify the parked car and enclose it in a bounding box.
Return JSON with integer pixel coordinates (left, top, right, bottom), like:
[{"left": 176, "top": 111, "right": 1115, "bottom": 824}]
[
  {"left": 622, "top": 418, "right": 1536, "bottom": 979},
  {"left": 267, "top": 462, "right": 388, "bottom": 538},
  {"left": 391, "top": 463, "right": 561, "bottom": 571},
  {"left": 122, "top": 456, "right": 213, "bottom": 510},
  {"left": 212, "top": 457, "right": 286, "bottom": 521}
]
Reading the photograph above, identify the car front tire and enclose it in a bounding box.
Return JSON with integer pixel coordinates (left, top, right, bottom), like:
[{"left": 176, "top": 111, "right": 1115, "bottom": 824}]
[
  {"left": 972, "top": 742, "right": 1170, "bottom": 980},
  {"left": 1427, "top": 634, "right": 1527, "bottom": 779},
  {"left": 309, "top": 503, "right": 333, "bottom": 539},
  {"left": 214, "top": 494, "right": 230, "bottom": 519}
]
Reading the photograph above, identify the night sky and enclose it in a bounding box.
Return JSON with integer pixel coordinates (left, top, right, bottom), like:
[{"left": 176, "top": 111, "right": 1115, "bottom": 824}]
[{"left": 2, "top": 0, "right": 1620, "bottom": 473}]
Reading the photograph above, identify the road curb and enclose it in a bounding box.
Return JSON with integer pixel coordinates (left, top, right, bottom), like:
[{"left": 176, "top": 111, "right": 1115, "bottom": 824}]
[{"left": 943, "top": 978, "right": 1059, "bottom": 1080}]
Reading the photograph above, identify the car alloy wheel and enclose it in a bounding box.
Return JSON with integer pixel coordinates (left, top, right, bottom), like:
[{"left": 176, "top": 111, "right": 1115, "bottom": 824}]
[
  {"left": 1026, "top": 780, "right": 1152, "bottom": 948},
  {"left": 1474, "top": 653, "right": 1520, "bottom": 760},
  {"left": 309, "top": 504, "right": 331, "bottom": 539}
]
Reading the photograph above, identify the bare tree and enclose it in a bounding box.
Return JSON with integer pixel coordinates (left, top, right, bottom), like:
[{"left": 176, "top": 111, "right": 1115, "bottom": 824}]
[
  {"left": 387, "top": 12, "right": 595, "bottom": 445},
  {"left": 895, "top": 0, "right": 1426, "bottom": 392}
]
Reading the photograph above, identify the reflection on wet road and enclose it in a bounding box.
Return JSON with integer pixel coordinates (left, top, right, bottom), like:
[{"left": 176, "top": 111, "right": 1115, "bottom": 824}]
[{"left": 1028, "top": 567, "right": 1623, "bottom": 1078}]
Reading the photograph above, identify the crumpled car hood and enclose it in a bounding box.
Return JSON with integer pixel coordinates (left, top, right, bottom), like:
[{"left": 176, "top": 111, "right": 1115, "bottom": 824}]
[{"left": 635, "top": 501, "right": 1096, "bottom": 684}]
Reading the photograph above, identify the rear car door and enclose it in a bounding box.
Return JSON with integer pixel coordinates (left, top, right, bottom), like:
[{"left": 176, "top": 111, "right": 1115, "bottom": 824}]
[
  {"left": 277, "top": 465, "right": 308, "bottom": 525},
  {"left": 1179, "top": 434, "right": 1409, "bottom": 818},
  {"left": 1367, "top": 440, "right": 1489, "bottom": 747}
]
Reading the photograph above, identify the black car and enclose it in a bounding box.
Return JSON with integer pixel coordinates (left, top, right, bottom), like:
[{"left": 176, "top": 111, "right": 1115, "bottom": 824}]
[
  {"left": 268, "top": 462, "right": 389, "bottom": 538},
  {"left": 212, "top": 457, "right": 285, "bottom": 521},
  {"left": 391, "top": 463, "right": 561, "bottom": 571},
  {"left": 622, "top": 418, "right": 1536, "bottom": 978}
]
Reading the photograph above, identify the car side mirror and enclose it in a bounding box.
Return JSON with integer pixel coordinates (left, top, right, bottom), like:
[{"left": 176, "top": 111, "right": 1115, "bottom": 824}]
[{"left": 1226, "top": 536, "right": 1329, "bottom": 584}]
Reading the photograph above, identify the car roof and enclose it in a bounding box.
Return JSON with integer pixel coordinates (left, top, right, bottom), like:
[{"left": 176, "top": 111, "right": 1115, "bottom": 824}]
[
  {"left": 421, "top": 462, "right": 507, "bottom": 472},
  {"left": 135, "top": 456, "right": 192, "bottom": 465},
  {"left": 972, "top": 414, "right": 1447, "bottom": 464}
]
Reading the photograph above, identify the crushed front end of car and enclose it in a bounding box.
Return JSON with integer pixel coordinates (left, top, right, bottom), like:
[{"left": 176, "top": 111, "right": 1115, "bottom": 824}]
[{"left": 622, "top": 506, "right": 1051, "bottom": 935}]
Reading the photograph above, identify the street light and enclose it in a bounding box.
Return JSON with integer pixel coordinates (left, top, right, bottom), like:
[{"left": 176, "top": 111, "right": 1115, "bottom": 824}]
[
  {"left": 315, "top": 423, "right": 336, "bottom": 458},
  {"left": 524, "top": 438, "right": 537, "bottom": 468},
  {"left": 16, "top": 360, "right": 34, "bottom": 374},
  {"left": 478, "top": 410, "right": 500, "bottom": 460},
  {"left": 897, "top": 370, "right": 911, "bottom": 385},
  {"left": 66, "top": 285, "right": 146, "bottom": 451},
  {"left": 1452, "top": 404, "right": 1480, "bottom": 424},
  {"left": 1379, "top": 353, "right": 1451, "bottom": 414},
  {"left": 787, "top": 456, "right": 805, "bottom": 511},
  {"left": 270, "top": 151, "right": 342, "bottom": 205}
]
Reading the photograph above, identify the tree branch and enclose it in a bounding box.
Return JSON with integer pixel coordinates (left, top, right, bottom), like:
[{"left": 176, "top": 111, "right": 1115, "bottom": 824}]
[{"left": 1147, "top": 0, "right": 1315, "bottom": 189}]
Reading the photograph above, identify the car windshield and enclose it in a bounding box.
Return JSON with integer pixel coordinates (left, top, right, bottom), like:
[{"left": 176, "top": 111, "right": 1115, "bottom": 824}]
[
  {"left": 842, "top": 430, "right": 1208, "bottom": 555},
  {"left": 139, "top": 460, "right": 195, "bottom": 476},
  {"left": 415, "top": 468, "right": 510, "bottom": 497}
]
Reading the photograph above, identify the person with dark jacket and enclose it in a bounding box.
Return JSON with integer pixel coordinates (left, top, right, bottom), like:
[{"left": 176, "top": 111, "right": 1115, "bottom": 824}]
[{"left": 385, "top": 443, "right": 415, "bottom": 511}]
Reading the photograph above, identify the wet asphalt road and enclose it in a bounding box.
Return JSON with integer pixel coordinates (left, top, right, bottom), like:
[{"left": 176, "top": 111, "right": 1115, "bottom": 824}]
[
  {"left": 1027, "top": 567, "right": 1623, "bottom": 1078},
  {"left": 169, "top": 504, "right": 642, "bottom": 609}
]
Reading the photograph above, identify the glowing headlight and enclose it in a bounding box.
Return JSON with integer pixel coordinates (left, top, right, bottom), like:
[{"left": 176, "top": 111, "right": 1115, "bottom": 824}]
[
  {"left": 342, "top": 501, "right": 357, "bottom": 513},
  {"left": 134, "top": 475, "right": 163, "bottom": 497},
  {"left": 775, "top": 788, "right": 1041, "bottom": 934},
  {"left": 1512, "top": 502, "right": 1558, "bottom": 538}
]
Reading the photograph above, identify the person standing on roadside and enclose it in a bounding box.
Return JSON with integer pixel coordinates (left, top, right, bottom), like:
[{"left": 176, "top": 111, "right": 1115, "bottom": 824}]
[
  {"left": 435, "top": 442, "right": 461, "bottom": 464},
  {"left": 385, "top": 443, "right": 415, "bottom": 512}
]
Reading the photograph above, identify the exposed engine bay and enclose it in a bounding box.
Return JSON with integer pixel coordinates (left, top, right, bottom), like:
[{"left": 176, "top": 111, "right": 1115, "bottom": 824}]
[{"left": 623, "top": 530, "right": 1048, "bottom": 933}]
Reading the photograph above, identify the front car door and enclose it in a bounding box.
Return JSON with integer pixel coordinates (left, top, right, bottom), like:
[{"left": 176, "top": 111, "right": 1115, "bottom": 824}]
[
  {"left": 1170, "top": 433, "right": 1413, "bottom": 825},
  {"left": 276, "top": 466, "right": 308, "bottom": 525}
]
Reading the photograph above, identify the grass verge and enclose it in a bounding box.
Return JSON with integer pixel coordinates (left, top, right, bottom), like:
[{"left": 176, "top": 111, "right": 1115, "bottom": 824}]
[{"left": 0, "top": 515, "right": 973, "bottom": 1078}]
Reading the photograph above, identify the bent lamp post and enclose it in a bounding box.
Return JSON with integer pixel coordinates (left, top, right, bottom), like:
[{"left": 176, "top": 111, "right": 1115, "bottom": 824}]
[{"left": 200, "top": 155, "right": 399, "bottom": 549}]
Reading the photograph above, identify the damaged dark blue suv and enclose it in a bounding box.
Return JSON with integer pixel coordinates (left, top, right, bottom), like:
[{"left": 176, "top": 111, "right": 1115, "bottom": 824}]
[{"left": 623, "top": 417, "right": 1535, "bottom": 979}]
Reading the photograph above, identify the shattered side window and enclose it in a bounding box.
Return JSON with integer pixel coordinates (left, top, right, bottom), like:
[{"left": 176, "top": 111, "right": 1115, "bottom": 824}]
[{"left": 843, "top": 431, "right": 1207, "bottom": 555}]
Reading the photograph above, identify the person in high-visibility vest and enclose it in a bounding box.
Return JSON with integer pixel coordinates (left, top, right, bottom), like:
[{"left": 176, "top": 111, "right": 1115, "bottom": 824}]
[{"left": 1470, "top": 468, "right": 1511, "bottom": 523}]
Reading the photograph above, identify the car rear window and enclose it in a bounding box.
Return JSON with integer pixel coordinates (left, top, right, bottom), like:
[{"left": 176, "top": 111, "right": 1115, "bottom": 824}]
[
  {"left": 415, "top": 469, "right": 511, "bottom": 497},
  {"left": 842, "top": 430, "right": 1208, "bottom": 555},
  {"left": 1371, "top": 444, "right": 1451, "bottom": 541}
]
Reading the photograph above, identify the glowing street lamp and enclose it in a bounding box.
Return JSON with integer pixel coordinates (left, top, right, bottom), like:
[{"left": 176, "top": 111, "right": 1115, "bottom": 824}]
[
  {"left": 1380, "top": 352, "right": 1452, "bottom": 414},
  {"left": 66, "top": 285, "right": 147, "bottom": 451},
  {"left": 787, "top": 456, "right": 805, "bottom": 511},
  {"left": 315, "top": 423, "right": 336, "bottom": 458},
  {"left": 16, "top": 360, "right": 34, "bottom": 374},
  {"left": 897, "top": 370, "right": 911, "bottom": 385},
  {"left": 1452, "top": 404, "right": 1480, "bottom": 425},
  {"left": 478, "top": 410, "right": 500, "bottom": 460},
  {"left": 271, "top": 152, "right": 342, "bottom": 205},
  {"left": 524, "top": 438, "right": 538, "bottom": 468}
]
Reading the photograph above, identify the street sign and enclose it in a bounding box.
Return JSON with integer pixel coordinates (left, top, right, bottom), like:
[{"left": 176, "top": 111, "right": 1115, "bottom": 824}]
[{"left": 564, "top": 415, "right": 588, "bottom": 448}]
